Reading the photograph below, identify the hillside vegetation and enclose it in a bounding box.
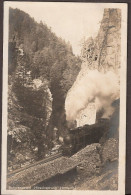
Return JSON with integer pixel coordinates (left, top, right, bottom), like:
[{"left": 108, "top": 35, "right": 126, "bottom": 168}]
[{"left": 8, "top": 7, "right": 81, "bottom": 169}]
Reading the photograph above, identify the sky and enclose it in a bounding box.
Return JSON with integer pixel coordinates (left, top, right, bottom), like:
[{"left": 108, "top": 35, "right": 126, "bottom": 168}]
[{"left": 6, "top": 2, "right": 115, "bottom": 55}]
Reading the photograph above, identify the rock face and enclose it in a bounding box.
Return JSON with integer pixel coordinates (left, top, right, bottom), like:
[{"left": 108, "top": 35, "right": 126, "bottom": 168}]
[
  {"left": 100, "top": 138, "right": 119, "bottom": 163},
  {"left": 7, "top": 138, "right": 119, "bottom": 190},
  {"left": 65, "top": 8, "right": 121, "bottom": 127},
  {"left": 7, "top": 144, "right": 100, "bottom": 189},
  {"left": 75, "top": 138, "right": 119, "bottom": 190},
  {"left": 63, "top": 9, "right": 120, "bottom": 190},
  {"left": 81, "top": 8, "right": 121, "bottom": 73},
  {"left": 8, "top": 76, "right": 53, "bottom": 169},
  {"left": 8, "top": 7, "right": 81, "bottom": 169}
]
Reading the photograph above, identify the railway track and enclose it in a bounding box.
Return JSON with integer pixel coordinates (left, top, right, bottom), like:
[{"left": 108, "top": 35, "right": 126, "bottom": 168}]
[{"left": 7, "top": 152, "right": 63, "bottom": 178}]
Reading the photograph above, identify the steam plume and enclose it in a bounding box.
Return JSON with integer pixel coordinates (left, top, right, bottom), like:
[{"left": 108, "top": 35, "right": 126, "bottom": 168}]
[{"left": 65, "top": 70, "right": 119, "bottom": 121}]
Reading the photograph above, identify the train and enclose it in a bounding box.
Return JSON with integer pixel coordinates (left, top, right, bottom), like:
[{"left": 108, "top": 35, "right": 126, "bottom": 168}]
[{"left": 62, "top": 118, "right": 110, "bottom": 156}]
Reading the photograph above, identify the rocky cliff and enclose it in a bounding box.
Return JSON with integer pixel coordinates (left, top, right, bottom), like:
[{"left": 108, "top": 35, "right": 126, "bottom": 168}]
[
  {"left": 81, "top": 8, "right": 121, "bottom": 73},
  {"left": 65, "top": 8, "right": 121, "bottom": 127},
  {"left": 8, "top": 8, "right": 81, "bottom": 170},
  {"left": 64, "top": 8, "right": 121, "bottom": 190}
]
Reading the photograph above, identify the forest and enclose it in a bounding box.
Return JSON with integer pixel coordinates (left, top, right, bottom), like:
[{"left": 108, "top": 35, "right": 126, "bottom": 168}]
[{"left": 8, "top": 7, "right": 82, "bottom": 170}]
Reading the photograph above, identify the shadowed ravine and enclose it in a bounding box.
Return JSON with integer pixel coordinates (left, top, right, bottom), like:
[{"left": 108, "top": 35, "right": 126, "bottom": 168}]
[{"left": 7, "top": 7, "right": 120, "bottom": 190}]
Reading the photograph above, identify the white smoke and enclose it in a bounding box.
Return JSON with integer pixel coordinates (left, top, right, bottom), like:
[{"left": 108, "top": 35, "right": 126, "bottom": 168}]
[{"left": 65, "top": 69, "right": 120, "bottom": 121}]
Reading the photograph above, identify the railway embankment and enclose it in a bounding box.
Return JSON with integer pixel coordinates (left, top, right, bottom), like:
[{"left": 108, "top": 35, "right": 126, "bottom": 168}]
[
  {"left": 7, "top": 138, "right": 118, "bottom": 190},
  {"left": 38, "top": 138, "right": 118, "bottom": 190}
]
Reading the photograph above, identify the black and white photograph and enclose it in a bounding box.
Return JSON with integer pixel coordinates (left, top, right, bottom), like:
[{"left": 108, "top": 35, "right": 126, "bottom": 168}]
[{"left": 2, "top": 2, "right": 127, "bottom": 195}]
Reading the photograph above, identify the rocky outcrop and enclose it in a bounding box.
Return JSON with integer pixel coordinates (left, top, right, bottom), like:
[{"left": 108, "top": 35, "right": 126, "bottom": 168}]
[
  {"left": 63, "top": 9, "right": 120, "bottom": 190},
  {"left": 65, "top": 8, "right": 121, "bottom": 127},
  {"left": 81, "top": 8, "right": 121, "bottom": 73},
  {"left": 8, "top": 73, "right": 53, "bottom": 170},
  {"left": 75, "top": 138, "right": 119, "bottom": 190},
  {"left": 7, "top": 144, "right": 99, "bottom": 188}
]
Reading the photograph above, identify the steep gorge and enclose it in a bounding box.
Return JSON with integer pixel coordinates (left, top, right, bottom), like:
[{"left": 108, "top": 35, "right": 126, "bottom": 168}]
[
  {"left": 65, "top": 8, "right": 121, "bottom": 128},
  {"left": 8, "top": 7, "right": 81, "bottom": 168}
]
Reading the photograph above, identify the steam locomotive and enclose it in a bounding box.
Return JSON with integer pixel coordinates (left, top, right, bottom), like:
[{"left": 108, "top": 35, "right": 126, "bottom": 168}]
[{"left": 62, "top": 118, "right": 110, "bottom": 156}]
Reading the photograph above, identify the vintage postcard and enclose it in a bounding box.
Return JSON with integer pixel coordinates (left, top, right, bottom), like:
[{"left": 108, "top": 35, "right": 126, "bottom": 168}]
[{"left": 2, "top": 2, "right": 127, "bottom": 195}]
